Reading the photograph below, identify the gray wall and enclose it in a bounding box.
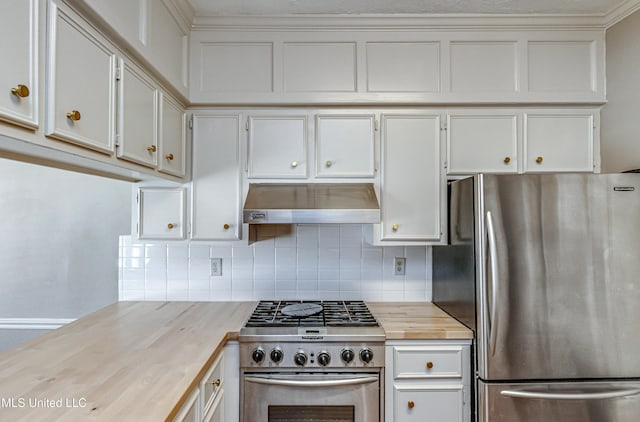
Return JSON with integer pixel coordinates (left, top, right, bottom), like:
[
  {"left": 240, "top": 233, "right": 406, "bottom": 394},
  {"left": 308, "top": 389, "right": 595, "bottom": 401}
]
[
  {"left": 0, "top": 156, "right": 131, "bottom": 351},
  {"left": 601, "top": 10, "right": 640, "bottom": 172}
]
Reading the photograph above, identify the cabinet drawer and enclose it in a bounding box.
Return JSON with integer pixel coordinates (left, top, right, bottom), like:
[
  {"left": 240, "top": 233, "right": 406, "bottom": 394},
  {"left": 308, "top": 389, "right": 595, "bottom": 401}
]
[
  {"left": 393, "top": 346, "right": 463, "bottom": 379},
  {"left": 201, "top": 353, "right": 224, "bottom": 413},
  {"left": 393, "top": 384, "right": 464, "bottom": 422},
  {"left": 202, "top": 390, "right": 224, "bottom": 422}
]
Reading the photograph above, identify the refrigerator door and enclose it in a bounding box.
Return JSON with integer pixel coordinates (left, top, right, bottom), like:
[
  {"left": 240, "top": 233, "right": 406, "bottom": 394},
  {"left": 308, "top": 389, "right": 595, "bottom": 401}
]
[
  {"left": 478, "top": 380, "right": 640, "bottom": 422},
  {"left": 476, "top": 173, "right": 640, "bottom": 380}
]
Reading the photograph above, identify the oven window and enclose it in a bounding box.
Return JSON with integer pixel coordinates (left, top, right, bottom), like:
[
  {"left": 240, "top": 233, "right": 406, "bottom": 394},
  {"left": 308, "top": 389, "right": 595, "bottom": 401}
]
[{"left": 268, "top": 405, "right": 355, "bottom": 422}]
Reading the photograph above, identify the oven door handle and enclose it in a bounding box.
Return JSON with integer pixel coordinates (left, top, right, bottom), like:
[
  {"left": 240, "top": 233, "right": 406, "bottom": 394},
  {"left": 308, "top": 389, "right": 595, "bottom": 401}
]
[{"left": 244, "top": 376, "right": 379, "bottom": 388}]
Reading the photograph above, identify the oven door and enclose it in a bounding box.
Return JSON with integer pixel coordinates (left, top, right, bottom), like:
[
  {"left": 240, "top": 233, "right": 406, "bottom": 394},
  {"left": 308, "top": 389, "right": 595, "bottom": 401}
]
[{"left": 242, "top": 372, "right": 381, "bottom": 422}]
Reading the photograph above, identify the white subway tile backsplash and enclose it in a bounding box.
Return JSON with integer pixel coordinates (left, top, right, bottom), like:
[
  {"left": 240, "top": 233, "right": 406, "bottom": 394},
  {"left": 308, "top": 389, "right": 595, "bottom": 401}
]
[{"left": 119, "top": 225, "right": 432, "bottom": 302}]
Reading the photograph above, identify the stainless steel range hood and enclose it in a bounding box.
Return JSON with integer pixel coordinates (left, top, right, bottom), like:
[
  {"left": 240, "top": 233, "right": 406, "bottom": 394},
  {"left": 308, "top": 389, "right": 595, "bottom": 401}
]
[{"left": 243, "top": 183, "right": 380, "bottom": 224}]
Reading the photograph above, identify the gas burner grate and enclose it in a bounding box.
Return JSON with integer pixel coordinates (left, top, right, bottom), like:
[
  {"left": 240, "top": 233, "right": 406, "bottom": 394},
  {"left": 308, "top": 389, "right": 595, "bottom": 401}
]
[{"left": 244, "top": 300, "right": 379, "bottom": 328}]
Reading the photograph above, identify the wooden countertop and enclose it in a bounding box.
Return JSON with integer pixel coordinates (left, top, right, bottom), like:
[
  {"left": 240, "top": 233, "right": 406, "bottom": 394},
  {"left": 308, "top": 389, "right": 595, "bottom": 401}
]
[
  {"left": 368, "top": 302, "right": 473, "bottom": 340},
  {"left": 0, "top": 301, "right": 256, "bottom": 422},
  {"left": 0, "top": 300, "right": 470, "bottom": 421}
]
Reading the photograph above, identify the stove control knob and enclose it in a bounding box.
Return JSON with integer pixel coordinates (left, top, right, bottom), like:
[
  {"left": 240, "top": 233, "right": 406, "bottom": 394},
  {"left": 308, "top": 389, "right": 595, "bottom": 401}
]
[
  {"left": 270, "top": 348, "right": 284, "bottom": 363},
  {"left": 317, "top": 351, "right": 331, "bottom": 367},
  {"left": 294, "top": 351, "right": 308, "bottom": 367},
  {"left": 252, "top": 347, "right": 265, "bottom": 364},
  {"left": 360, "top": 348, "right": 373, "bottom": 364},
  {"left": 341, "top": 348, "right": 355, "bottom": 363}
]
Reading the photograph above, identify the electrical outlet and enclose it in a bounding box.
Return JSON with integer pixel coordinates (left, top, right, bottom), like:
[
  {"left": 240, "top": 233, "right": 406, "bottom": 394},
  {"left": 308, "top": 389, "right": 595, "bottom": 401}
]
[
  {"left": 210, "top": 258, "right": 222, "bottom": 276},
  {"left": 394, "top": 257, "right": 406, "bottom": 276}
]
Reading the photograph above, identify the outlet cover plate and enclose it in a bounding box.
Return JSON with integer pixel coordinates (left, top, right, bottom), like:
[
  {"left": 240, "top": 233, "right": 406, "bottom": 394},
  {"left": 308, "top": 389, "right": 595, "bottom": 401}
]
[{"left": 211, "top": 258, "right": 222, "bottom": 276}]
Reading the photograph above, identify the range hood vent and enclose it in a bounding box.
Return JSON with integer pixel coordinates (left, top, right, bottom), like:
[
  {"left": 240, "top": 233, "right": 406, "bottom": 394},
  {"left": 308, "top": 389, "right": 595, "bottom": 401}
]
[{"left": 243, "top": 183, "right": 380, "bottom": 224}]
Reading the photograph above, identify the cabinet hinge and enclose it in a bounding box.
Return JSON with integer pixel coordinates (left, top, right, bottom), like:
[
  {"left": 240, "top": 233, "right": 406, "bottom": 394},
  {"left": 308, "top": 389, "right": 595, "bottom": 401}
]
[
  {"left": 115, "top": 133, "right": 121, "bottom": 147},
  {"left": 245, "top": 118, "right": 250, "bottom": 131},
  {"left": 442, "top": 122, "right": 448, "bottom": 131},
  {"left": 374, "top": 120, "right": 379, "bottom": 131},
  {"left": 188, "top": 115, "right": 193, "bottom": 129},
  {"left": 115, "top": 65, "right": 122, "bottom": 81}
]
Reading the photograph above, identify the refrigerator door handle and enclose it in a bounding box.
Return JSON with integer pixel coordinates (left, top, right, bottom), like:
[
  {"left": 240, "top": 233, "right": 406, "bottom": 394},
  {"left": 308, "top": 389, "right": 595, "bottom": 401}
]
[
  {"left": 485, "top": 211, "right": 499, "bottom": 356},
  {"left": 500, "top": 388, "right": 640, "bottom": 400}
]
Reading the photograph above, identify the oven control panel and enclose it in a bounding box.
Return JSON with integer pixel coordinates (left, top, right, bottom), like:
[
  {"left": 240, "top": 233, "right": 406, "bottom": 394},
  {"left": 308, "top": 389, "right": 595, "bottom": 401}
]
[{"left": 240, "top": 343, "right": 385, "bottom": 369}]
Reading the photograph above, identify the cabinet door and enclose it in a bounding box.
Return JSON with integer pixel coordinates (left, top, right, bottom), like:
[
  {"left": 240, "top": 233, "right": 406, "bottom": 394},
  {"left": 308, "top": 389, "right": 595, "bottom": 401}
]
[
  {"left": 447, "top": 112, "right": 518, "bottom": 174},
  {"left": 524, "top": 111, "right": 595, "bottom": 172},
  {"left": 173, "top": 387, "right": 200, "bottom": 422},
  {"left": 381, "top": 114, "right": 443, "bottom": 242},
  {"left": 315, "top": 114, "right": 376, "bottom": 178},
  {"left": 0, "top": 0, "right": 38, "bottom": 129},
  {"left": 117, "top": 61, "right": 158, "bottom": 167},
  {"left": 191, "top": 114, "right": 242, "bottom": 240},
  {"left": 46, "top": 1, "right": 117, "bottom": 154},
  {"left": 137, "top": 187, "right": 186, "bottom": 240},
  {"left": 202, "top": 392, "right": 224, "bottom": 422},
  {"left": 393, "top": 384, "right": 465, "bottom": 422},
  {"left": 248, "top": 115, "right": 307, "bottom": 178},
  {"left": 158, "top": 93, "right": 186, "bottom": 177}
]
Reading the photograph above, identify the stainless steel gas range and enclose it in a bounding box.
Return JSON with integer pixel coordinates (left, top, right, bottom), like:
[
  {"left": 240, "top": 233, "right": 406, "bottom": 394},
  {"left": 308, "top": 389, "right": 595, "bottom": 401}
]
[{"left": 239, "top": 300, "right": 385, "bottom": 422}]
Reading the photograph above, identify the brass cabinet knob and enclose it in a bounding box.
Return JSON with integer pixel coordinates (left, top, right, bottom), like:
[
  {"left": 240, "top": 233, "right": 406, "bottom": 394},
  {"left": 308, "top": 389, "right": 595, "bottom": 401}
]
[
  {"left": 408, "top": 401, "right": 415, "bottom": 409},
  {"left": 536, "top": 156, "right": 543, "bottom": 164},
  {"left": 147, "top": 145, "right": 157, "bottom": 153},
  {"left": 223, "top": 224, "right": 230, "bottom": 230},
  {"left": 291, "top": 161, "right": 299, "bottom": 168},
  {"left": 165, "top": 153, "right": 174, "bottom": 161},
  {"left": 66, "top": 110, "right": 81, "bottom": 121},
  {"left": 213, "top": 379, "right": 221, "bottom": 387},
  {"left": 503, "top": 156, "right": 511, "bottom": 164},
  {"left": 11, "top": 84, "right": 30, "bottom": 98},
  {"left": 426, "top": 361, "right": 434, "bottom": 369},
  {"left": 392, "top": 224, "right": 399, "bottom": 231},
  {"left": 326, "top": 160, "right": 333, "bottom": 168},
  {"left": 167, "top": 223, "right": 174, "bottom": 229}
]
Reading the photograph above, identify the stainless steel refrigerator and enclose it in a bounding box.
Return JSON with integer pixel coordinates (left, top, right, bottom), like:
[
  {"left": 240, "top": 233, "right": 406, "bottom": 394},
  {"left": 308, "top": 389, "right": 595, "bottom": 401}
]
[{"left": 433, "top": 173, "right": 640, "bottom": 421}]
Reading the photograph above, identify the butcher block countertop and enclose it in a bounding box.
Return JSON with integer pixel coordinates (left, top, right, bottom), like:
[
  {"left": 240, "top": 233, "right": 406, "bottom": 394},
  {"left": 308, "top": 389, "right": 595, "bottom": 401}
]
[
  {"left": 0, "top": 300, "right": 469, "bottom": 421},
  {"left": 368, "top": 302, "right": 473, "bottom": 340},
  {"left": 0, "top": 301, "right": 255, "bottom": 422}
]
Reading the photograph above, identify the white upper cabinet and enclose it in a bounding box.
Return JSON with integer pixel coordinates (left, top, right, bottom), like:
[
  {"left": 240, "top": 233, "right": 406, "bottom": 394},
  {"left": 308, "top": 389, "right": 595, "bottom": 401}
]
[
  {"left": 380, "top": 113, "right": 444, "bottom": 243},
  {"left": 46, "top": 0, "right": 117, "bottom": 154},
  {"left": 315, "top": 114, "right": 376, "bottom": 178},
  {"left": 117, "top": 60, "right": 159, "bottom": 167},
  {"left": 158, "top": 93, "right": 187, "bottom": 177},
  {"left": 447, "top": 111, "right": 518, "bottom": 174},
  {"left": 0, "top": 0, "right": 38, "bottom": 129},
  {"left": 191, "top": 113, "right": 242, "bottom": 241},
  {"left": 524, "top": 110, "right": 596, "bottom": 172},
  {"left": 247, "top": 115, "right": 308, "bottom": 178},
  {"left": 190, "top": 22, "right": 605, "bottom": 104},
  {"left": 137, "top": 187, "right": 186, "bottom": 240}
]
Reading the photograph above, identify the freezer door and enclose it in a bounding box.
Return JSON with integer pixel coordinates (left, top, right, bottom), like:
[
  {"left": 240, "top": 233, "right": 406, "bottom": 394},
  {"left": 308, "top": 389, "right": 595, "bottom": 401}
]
[
  {"left": 476, "top": 173, "right": 640, "bottom": 380},
  {"left": 478, "top": 380, "right": 640, "bottom": 422}
]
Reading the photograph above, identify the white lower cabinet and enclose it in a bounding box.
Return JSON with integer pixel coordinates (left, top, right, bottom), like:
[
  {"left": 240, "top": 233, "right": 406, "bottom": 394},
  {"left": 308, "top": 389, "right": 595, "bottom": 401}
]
[
  {"left": 385, "top": 340, "right": 471, "bottom": 422},
  {"left": 174, "top": 342, "right": 239, "bottom": 422}
]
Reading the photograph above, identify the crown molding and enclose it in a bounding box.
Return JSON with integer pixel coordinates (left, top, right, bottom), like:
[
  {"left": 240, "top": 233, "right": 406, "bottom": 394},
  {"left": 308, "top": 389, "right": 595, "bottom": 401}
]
[
  {"left": 191, "top": 13, "right": 609, "bottom": 31},
  {"left": 604, "top": 0, "right": 640, "bottom": 27},
  {"left": 164, "top": 0, "right": 196, "bottom": 34}
]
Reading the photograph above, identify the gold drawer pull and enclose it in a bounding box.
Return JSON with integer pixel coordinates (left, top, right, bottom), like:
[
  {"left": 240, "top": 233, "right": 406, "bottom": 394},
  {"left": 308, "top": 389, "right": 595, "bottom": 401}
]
[
  {"left": 291, "top": 161, "right": 299, "bottom": 168},
  {"left": 147, "top": 145, "right": 157, "bottom": 153},
  {"left": 223, "top": 224, "right": 230, "bottom": 230},
  {"left": 392, "top": 224, "right": 399, "bottom": 232},
  {"left": 408, "top": 401, "right": 415, "bottom": 409},
  {"left": 165, "top": 153, "right": 174, "bottom": 161},
  {"left": 167, "top": 223, "right": 174, "bottom": 229},
  {"left": 426, "top": 361, "right": 434, "bottom": 369},
  {"left": 503, "top": 156, "right": 511, "bottom": 164},
  {"left": 11, "top": 84, "right": 30, "bottom": 98},
  {"left": 326, "top": 160, "right": 333, "bottom": 168},
  {"left": 209, "top": 379, "right": 221, "bottom": 387},
  {"left": 536, "top": 156, "right": 543, "bottom": 164},
  {"left": 66, "top": 110, "right": 81, "bottom": 121}
]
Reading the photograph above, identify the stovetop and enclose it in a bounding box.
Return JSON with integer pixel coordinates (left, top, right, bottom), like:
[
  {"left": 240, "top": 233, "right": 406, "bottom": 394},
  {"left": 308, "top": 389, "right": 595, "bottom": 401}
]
[{"left": 244, "top": 300, "right": 379, "bottom": 328}]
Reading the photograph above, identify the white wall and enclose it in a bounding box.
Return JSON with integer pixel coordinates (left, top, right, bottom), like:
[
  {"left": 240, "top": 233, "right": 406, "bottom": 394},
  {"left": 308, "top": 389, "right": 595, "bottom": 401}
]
[
  {"left": 601, "top": 9, "right": 640, "bottom": 172},
  {"left": 119, "top": 224, "right": 432, "bottom": 302},
  {"left": 0, "top": 156, "right": 131, "bottom": 351}
]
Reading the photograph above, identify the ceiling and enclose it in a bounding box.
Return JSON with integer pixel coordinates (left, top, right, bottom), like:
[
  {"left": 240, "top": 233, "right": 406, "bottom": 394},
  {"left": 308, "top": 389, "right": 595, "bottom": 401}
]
[{"left": 189, "top": 0, "right": 628, "bottom": 16}]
